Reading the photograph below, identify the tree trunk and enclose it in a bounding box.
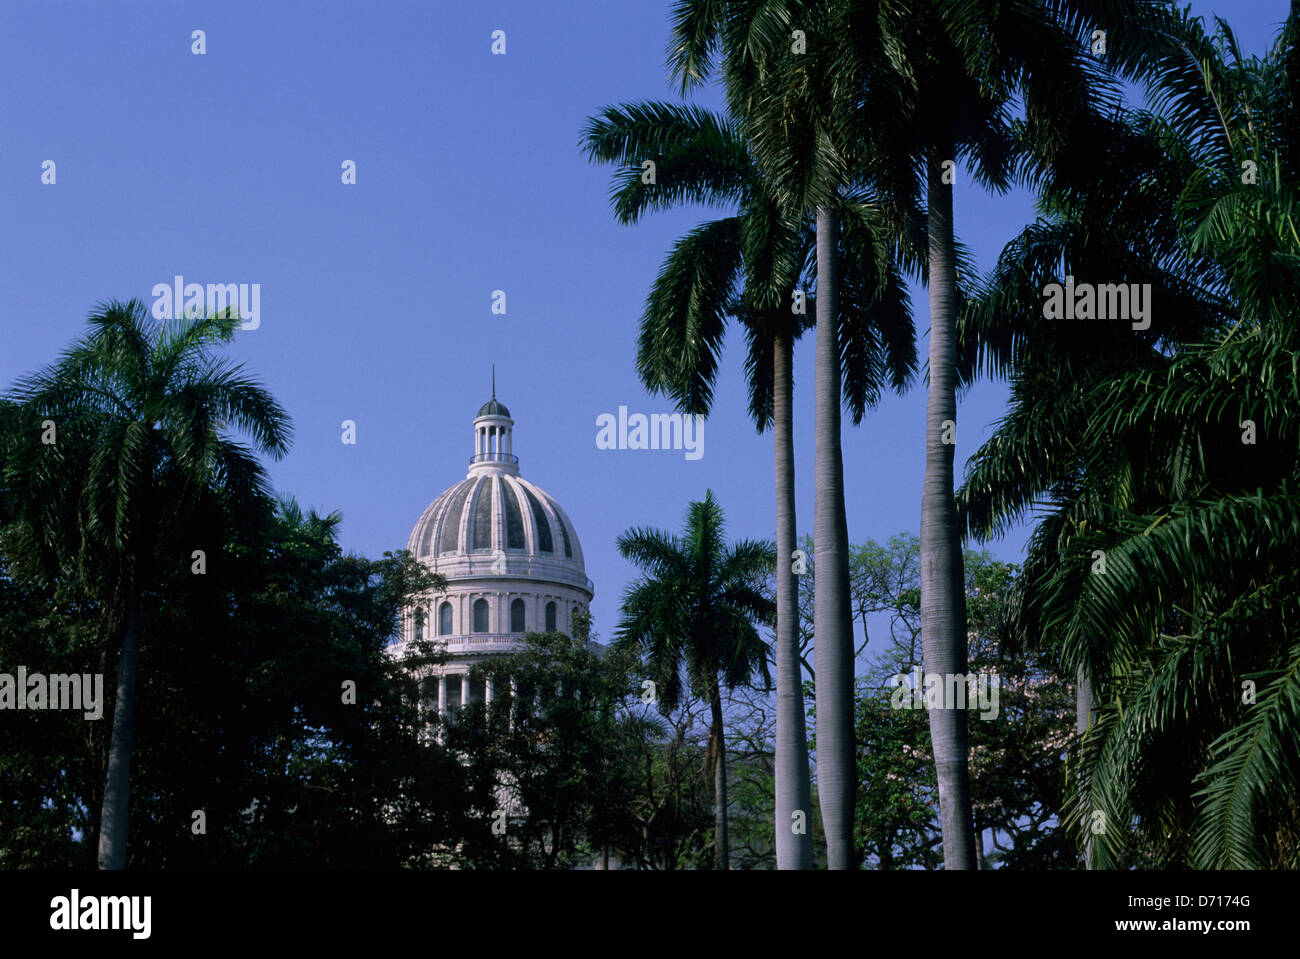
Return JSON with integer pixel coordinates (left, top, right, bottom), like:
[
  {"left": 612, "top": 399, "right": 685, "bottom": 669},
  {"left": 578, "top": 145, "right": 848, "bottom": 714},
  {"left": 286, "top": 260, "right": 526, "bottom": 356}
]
[
  {"left": 97, "top": 578, "right": 139, "bottom": 870},
  {"left": 1077, "top": 665, "right": 1094, "bottom": 869},
  {"left": 1075, "top": 667, "right": 1093, "bottom": 734},
  {"left": 920, "top": 144, "right": 978, "bottom": 870},
  {"left": 710, "top": 686, "right": 729, "bottom": 869},
  {"left": 773, "top": 329, "right": 814, "bottom": 870},
  {"left": 812, "top": 204, "right": 857, "bottom": 870}
]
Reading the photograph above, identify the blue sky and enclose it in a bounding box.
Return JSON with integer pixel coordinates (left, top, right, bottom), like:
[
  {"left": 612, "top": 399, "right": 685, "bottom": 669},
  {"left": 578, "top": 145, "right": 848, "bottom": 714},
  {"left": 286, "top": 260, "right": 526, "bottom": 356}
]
[{"left": 1, "top": 0, "right": 1289, "bottom": 645}]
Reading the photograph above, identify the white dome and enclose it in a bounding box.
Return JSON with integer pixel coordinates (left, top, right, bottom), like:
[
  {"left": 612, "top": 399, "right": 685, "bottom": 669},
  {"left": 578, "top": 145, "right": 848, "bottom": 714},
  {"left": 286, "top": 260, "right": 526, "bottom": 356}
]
[
  {"left": 391, "top": 386, "right": 595, "bottom": 735},
  {"left": 405, "top": 398, "right": 589, "bottom": 595},
  {"left": 394, "top": 389, "right": 593, "bottom": 670}
]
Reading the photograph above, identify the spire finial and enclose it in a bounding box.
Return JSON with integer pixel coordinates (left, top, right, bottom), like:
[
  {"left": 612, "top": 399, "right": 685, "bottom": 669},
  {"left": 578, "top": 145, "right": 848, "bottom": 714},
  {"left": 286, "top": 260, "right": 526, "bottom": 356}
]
[{"left": 491, "top": 364, "right": 496, "bottom": 400}]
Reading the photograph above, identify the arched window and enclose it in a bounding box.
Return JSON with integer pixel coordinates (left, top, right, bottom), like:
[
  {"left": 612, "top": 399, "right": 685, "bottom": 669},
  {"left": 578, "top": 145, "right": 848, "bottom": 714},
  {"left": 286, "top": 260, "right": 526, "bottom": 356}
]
[
  {"left": 545, "top": 601, "right": 557, "bottom": 632},
  {"left": 473, "top": 598, "right": 489, "bottom": 633},
  {"left": 510, "top": 598, "right": 526, "bottom": 633},
  {"left": 439, "top": 602, "right": 453, "bottom": 636}
]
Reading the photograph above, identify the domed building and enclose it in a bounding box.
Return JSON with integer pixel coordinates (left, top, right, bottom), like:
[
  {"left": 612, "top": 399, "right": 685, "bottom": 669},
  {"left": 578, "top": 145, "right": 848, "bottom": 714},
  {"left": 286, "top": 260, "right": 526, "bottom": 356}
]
[{"left": 391, "top": 385, "right": 594, "bottom": 720}]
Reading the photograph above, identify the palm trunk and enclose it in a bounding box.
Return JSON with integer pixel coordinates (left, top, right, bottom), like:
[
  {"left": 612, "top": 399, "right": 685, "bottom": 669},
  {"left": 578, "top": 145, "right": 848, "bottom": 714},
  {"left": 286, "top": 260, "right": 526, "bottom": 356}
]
[
  {"left": 812, "top": 204, "right": 857, "bottom": 869},
  {"left": 1075, "top": 667, "right": 1093, "bottom": 733},
  {"left": 920, "top": 145, "right": 977, "bottom": 870},
  {"left": 1077, "top": 666, "right": 1094, "bottom": 869},
  {"left": 97, "top": 578, "right": 139, "bottom": 870},
  {"left": 710, "top": 686, "right": 729, "bottom": 869},
  {"left": 774, "top": 329, "right": 814, "bottom": 870}
]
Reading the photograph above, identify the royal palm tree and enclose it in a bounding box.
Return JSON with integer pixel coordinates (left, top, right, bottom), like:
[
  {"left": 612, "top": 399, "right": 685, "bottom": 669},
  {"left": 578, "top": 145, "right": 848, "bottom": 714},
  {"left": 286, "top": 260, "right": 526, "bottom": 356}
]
[
  {"left": 859, "top": 0, "right": 1180, "bottom": 871},
  {"left": 666, "top": 0, "right": 928, "bottom": 869},
  {"left": 584, "top": 101, "right": 816, "bottom": 872},
  {"left": 833, "top": 0, "right": 1174, "bottom": 868},
  {"left": 583, "top": 100, "right": 914, "bottom": 868},
  {"left": 615, "top": 490, "right": 776, "bottom": 869},
  {"left": 3, "top": 301, "right": 291, "bottom": 869},
  {"left": 669, "top": 0, "right": 1173, "bottom": 869}
]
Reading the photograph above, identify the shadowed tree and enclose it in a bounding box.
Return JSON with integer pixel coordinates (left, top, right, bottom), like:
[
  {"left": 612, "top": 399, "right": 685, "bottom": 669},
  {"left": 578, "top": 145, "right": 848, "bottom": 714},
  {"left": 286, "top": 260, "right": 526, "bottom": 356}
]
[
  {"left": 959, "top": 9, "right": 1300, "bottom": 869},
  {"left": 2, "top": 300, "right": 291, "bottom": 869},
  {"left": 956, "top": 67, "right": 1231, "bottom": 867}
]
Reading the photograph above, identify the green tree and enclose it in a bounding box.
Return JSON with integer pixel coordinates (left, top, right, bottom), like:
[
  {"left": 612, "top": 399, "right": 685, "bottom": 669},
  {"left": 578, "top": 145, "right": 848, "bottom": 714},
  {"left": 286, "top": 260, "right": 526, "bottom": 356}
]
[
  {"left": 582, "top": 101, "right": 817, "bottom": 869},
  {"left": 664, "top": 0, "right": 920, "bottom": 869},
  {"left": 847, "top": 0, "right": 1172, "bottom": 870},
  {"left": 582, "top": 95, "right": 912, "bottom": 868},
  {"left": 616, "top": 489, "right": 775, "bottom": 869},
  {"left": 718, "top": 0, "right": 1172, "bottom": 870},
  {"left": 959, "top": 10, "right": 1300, "bottom": 868},
  {"left": 453, "top": 616, "right": 647, "bottom": 869},
  {"left": 0, "top": 477, "right": 493, "bottom": 867},
  {"left": 3, "top": 301, "right": 292, "bottom": 868}
]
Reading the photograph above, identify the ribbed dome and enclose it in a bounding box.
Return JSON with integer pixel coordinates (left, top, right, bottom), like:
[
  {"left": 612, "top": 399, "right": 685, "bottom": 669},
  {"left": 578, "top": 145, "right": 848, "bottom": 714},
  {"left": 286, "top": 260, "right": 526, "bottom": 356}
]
[
  {"left": 405, "top": 391, "right": 590, "bottom": 596},
  {"left": 408, "top": 471, "right": 585, "bottom": 571}
]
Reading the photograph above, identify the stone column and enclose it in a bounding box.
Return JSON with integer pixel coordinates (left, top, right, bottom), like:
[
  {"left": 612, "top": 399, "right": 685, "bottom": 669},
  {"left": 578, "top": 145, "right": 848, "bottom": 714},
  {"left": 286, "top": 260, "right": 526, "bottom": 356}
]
[
  {"left": 485, "top": 675, "right": 494, "bottom": 705},
  {"left": 437, "top": 673, "right": 447, "bottom": 717},
  {"left": 461, "top": 673, "right": 471, "bottom": 708}
]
